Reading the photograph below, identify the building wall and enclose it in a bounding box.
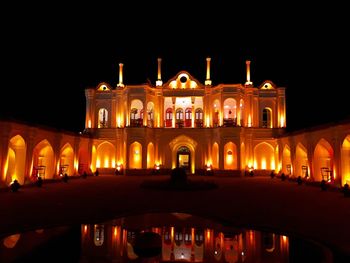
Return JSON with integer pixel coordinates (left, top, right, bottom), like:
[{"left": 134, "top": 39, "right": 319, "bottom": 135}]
[{"left": 1, "top": 61, "right": 349, "bottom": 187}]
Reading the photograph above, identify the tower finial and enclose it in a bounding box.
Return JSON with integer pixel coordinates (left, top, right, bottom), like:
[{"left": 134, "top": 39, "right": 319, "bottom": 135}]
[
  {"left": 156, "top": 58, "right": 163, "bottom": 86},
  {"left": 245, "top": 60, "right": 253, "bottom": 85},
  {"left": 117, "top": 63, "right": 124, "bottom": 88},
  {"left": 205, "top": 57, "right": 212, "bottom": 86}
]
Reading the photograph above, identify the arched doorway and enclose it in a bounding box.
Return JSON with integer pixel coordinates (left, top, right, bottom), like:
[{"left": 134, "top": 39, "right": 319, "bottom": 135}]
[{"left": 177, "top": 146, "right": 191, "bottom": 170}]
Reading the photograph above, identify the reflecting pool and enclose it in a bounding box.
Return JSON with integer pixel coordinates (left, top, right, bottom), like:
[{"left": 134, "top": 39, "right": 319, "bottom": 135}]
[{"left": 0, "top": 213, "right": 335, "bottom": 262}]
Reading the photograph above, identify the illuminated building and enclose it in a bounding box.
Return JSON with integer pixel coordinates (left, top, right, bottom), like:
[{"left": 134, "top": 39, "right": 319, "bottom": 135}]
[{"left": 0, "top": 58, "right": 349, "bottom": 187}]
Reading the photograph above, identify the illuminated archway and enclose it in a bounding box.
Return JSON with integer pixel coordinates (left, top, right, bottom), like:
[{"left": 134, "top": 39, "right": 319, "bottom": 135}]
[
  {"left": 313, "top": 139, "right": 334, "bottom": 181},
  {"left": 147, "top": 142, "right": 155, "bottom": 169},
  {"left": 96, "top": 141, "right": 116, "bottom": 168},
  {"left": 282, "top": 145, "right": 292, "bottom": 175},
  {"left": 341, "top": 135, "right": 350, "bottom": 185},
  {"left": 98, "top": 108, "right": 108, "bottom": 128},
  {"left": 129, "top": 142, "right": 142, "bottom": 169},
  {"left": 212, "top": 142, "right": 219, "bottom": 169},
  {"left": 130, "top": 99, "right": 143, "bottom": 127},
  {"left": 223, "top": 98, "right": 237, "bottom": 126},
  {"left": 169, "top": 135, "right": 197, "bottom": 174},
  {"left": 294, "top": 143, "right": 308, "bottom": 178},
  {"left": 60, "top": 143, "right": 74, "bottom": 176},
  {"left": 224, "top": 142, "right": 237, "bottom": 169},
  {"left": 262, "top": 108, "right": 272, "bottom": 128},
  {"left": 254, "top": 142, "right": 275, "bottom": 170},
  {"left": 5, "top": 135, "right": 26, "bottom": 185},
  {"left": 32, "top": 140, "right": 55, "bottom": 179}
]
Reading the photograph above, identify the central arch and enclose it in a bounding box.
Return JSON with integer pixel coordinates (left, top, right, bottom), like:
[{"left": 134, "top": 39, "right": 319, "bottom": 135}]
[
  {"left": 177, "top": 146, "right": 191, "bottom": 170},
  {"left": 169, "top": 135, "right": 197, "bottom": 174}
]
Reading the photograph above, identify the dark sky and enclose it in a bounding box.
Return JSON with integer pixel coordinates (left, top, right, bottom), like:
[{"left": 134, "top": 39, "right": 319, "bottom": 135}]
[{"left": 2, "top": 3, "right": 349, "bottom": 133}]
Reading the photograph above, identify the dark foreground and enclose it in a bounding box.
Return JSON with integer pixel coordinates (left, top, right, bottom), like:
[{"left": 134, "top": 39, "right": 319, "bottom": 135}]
[{"left": 0, "top": 175, "right": 349, "bottom": 261}]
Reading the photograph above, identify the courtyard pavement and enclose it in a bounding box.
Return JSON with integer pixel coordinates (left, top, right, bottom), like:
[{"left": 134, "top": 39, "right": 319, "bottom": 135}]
[{"left": 0, "top": 175, "right": 349, "bottom": 261}]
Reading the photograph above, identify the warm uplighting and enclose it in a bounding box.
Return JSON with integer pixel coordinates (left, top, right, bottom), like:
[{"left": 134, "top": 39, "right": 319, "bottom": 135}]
[
  {"left": 280, "top": 116, "right": 285, "bottom": 127},
  {"left": 154, "top": 163, "right": 161, "bottom": 170},
  {"left": 206, "top": 229, "right": 211, "bottom": 240},
  {"left": 88, "top": 120, "right": 91, "bottom": 128},
  {"left": 117, "top": 116, "right": 121, "bottom": 128},
  {"left": 116, "top": 163, "right": 123, "bottom": 171},
  {"left": 96, "top": 158, "right": 101, "bottom": 168},
  {"left": 245, "top": 60, "right": 253, "bottom": 85},
  {"left": 117, "top": 63, "right": 124, "bottom": 88},
  {"left": 171, "top": 227, "right": 174, "bottom": 240},
  {"left": 206, "top": 163, "right": 212, "bottom": 171},
  {"left": 156, "top": 58, "right": 163, "bottom": 86},
  {"left": 205, "top": 57, "right": 212, "bottom": 85},
  {"left": 248, "top": 114, "right": 252, "bottom": 127}
]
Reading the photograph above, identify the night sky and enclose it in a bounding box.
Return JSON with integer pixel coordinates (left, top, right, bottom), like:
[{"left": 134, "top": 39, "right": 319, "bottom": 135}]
[{"left": 2, "top": 3, "right": 349, "bottom": 133}]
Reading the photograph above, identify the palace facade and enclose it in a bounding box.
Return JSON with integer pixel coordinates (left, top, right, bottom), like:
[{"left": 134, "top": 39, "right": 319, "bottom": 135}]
[{"left": 1, "top": 58, "right": 349, "bottom": 187}]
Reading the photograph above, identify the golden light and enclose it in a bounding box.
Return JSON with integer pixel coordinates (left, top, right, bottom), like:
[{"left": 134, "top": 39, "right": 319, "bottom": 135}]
[
  {"left": 248, "top": 115, "right": 252, "bottom": 127},
  {"left": 104, "top": 158, "right": 109, "bottom": 168},
  {"left": 261, "top": 157, "right": 267, "bottom": 169},
  {"left": 83, "top": 225, "right": 88, "bottom": 235},
  {"left": 96, "top": 158, "right": 101, "bottom": 168},
  {"left": 3, "top": 155, "right": 9, "bottom": 181},
  {"left": 280, "top": 116, "right": 285, "bottom": 127},
  {"left": 226, "top": 150, "right": 233, "bottom": 165},
  {"left": 88, "top": 120, "right": 91, "bottom": 128},
  {"left": 154, "top": 163, "right": 161, "bottom": 170},
  {"left": 206, "top": 163, "right": 212, "bottom": 171},
  {"left": 170, "top": 80, "right": 176, "bottom": 89},
  {"left": 171, "top": 227, "right": 174, "bottom": 240},
  {"left": 206, "top": 115, "right": 210, "bottom": 127},
  {"left": 206, "top": 229, "right": 211, "bottom": 240},
  {"left": 117, "top": 116, "right": 121, "bottom": 128},
  {"left": 270, "top": 157, "right": 275, "bottom": 170},
  {"left": 116, "top": 163, "right": 123, "bottom": 171},
  {"left": 190, "top": 80, "right": 197, "bottom": 89},
  {"left": 114, "top": 226, "right": 118, "bottom": 237},
  {"left": 112, "top": 159, "right": 116, "bottom": 168},
  {"left": 282, "top": 235, "right": 287, "bottom": 242}
]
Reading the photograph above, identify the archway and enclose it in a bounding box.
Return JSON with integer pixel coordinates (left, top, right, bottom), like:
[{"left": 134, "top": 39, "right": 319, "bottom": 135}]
[
  {"left": 5, "top": 135, "right": 26, "bottom": 185},
  {"left": 294, "top": 143, "right": 308, "bottom": 178},
  {"left": 169, "top": 135, "right": 197, "bottom": 174},
  {"left": 224, "top": 142, "right": 237, "bottom": 170},
  {"left": 282, "top": 145, "right": 292, "bottom": 176},
  {"left": 32, "top": 140, "right": 55, "bottom": 179},
  {"left": 60, "top": 143, "right": 74, "bottom": 176},
  {"left": 177, "top": 146, "right": 191, "bottom": 170},
  {"left": 254, "top": 142, "right": 275, "bottom": 170},
  {"left": 129, "top": 142, "right": 142, "bottom": 169},
  {"left": 341, "top": 135, "right": 350, "bottom": 185},
  {"left": 313, "top": 139, "right": 334, "bottom": 182},
  {"left": 96, "top": 141, "right": 116, "bottom": 168}
]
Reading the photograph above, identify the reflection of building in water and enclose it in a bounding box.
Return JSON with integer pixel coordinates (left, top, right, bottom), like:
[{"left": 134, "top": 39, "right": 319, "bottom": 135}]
[{"left": 80, "top": 223, "right": 289, "bottom": 262}]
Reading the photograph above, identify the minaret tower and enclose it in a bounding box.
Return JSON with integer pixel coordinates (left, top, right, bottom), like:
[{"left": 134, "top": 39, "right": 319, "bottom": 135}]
[
  {"left": 117, "top": 63, "right": 124, "bottom": 88},
  {"left": 205, "top": 57, "right": 212, "bottom": 86},
  {"left": 245, "top": 60, "right": 253, "bottom": 85},
  {"left": 156, "top": 58, "right": 163, "bottom": 86}
]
